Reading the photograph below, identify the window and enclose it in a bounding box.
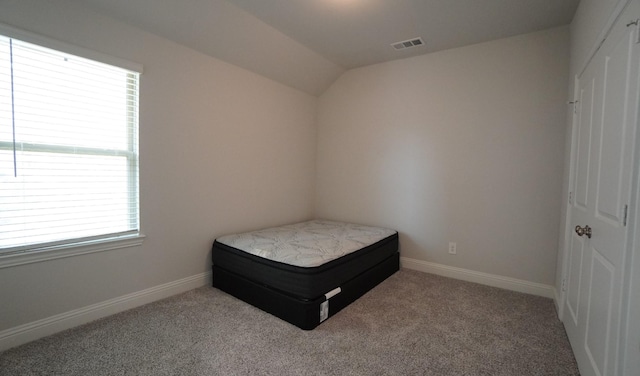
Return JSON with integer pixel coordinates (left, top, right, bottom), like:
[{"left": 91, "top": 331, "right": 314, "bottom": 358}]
[{"left": 0, "top": 28, "right": 143, "bottom": 263}]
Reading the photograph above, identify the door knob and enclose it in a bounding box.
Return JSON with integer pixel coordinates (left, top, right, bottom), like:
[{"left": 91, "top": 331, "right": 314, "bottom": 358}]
[{"left": 575, "top": 225, "right": 592, "bottom": 239}]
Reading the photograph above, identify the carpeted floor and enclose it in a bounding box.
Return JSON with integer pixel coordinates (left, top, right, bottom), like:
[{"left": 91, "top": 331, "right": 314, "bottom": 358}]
[{"left": 0, "top": 269, "right": 579, "bottom": 375}]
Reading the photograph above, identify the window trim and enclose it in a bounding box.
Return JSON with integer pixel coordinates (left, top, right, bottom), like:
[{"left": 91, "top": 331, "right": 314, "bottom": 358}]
[
  {"left": 0, "top": 23, "right": 145, "bottom": 268},
  {"left": 0, "top": 233, "right": 146, "bottom": 269}
]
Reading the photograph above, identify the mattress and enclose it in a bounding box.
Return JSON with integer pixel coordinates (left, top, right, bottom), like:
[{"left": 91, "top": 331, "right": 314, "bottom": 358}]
[{"left": 212, "top": 220, "right": 399, "bottom": 300}]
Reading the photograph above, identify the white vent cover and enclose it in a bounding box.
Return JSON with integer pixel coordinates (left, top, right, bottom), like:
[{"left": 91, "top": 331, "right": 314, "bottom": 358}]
[{"left": 391, "top": 37, "right": 425, "bottom": 50}]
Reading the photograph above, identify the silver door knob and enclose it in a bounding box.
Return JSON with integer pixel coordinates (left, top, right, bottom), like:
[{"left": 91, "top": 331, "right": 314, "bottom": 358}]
[{"left": 575, "top": 225, "right": 592, "bottom": 239}]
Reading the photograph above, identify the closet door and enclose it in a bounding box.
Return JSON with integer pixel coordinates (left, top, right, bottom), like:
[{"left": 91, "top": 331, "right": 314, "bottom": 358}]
[{"left": 564, "top": 2, "right": 640, "bottom": 375}]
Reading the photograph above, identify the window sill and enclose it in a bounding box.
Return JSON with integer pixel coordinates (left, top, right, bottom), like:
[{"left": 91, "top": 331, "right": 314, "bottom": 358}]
[{"left": 0, "top": 234, "right": 146, "bottom": 269}]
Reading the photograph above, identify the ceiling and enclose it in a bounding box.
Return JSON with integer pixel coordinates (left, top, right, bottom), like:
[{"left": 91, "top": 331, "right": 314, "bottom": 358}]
[
  {"left": 73, "top": 0, "right": 580, "bottom": 95},
  {"left": 227, "top": 0, "right": 579, "bottom": 68}
]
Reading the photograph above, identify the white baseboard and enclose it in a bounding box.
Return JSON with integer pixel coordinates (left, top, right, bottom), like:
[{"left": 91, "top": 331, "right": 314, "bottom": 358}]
[
  {"left": 0, "top": 271, "right": 212, "bottom": 352},
  {"left": 401, "top": 257, "right": 555, "bottom": 298},
  {"left": 1, "top": 262, "right": 555, "bottom": 352}
]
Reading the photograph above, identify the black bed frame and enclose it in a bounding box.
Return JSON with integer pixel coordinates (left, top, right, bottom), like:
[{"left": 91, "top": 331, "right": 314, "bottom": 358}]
[{"left": 212, "top": 252, "right": 399, "bottom": 330}]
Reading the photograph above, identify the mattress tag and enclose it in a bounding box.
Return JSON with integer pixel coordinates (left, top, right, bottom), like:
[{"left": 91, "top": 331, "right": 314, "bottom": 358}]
[
  {"left": 320, "top": 301, "right": 329, "bottom": 322},
  {"left": 324, "top": 287, "right": 342, "bottom": 300}
]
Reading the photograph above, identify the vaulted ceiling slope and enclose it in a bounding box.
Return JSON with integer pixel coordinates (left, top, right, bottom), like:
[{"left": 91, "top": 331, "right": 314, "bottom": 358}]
[
  {"left": 74, "top": 0, "right": 579, "bottom": 96},
  {"left": 73, "top": 0, "right": 345, "bottom": 95}
]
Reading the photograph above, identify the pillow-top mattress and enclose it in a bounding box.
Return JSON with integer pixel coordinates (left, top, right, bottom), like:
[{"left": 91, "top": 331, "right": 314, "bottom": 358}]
[
  {"left": 212, "top": 220, "right": 398, "bottom": 299},
  {"left": 216, "top": 220, "right": 396, "bottom": 268}
]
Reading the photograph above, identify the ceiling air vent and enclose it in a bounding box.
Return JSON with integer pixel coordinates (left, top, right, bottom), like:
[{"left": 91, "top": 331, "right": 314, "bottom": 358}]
[{"left": 391, "top": 37, "right": 425, "bottom": 51}]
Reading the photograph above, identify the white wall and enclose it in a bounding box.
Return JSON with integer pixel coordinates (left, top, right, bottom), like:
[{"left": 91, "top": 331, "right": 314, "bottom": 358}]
[
  {"left": 316, "top": 27, "right": 569, "bottom": 285},
  {"left": 0, "top": 0, "right": 317, "bottom": 332}
]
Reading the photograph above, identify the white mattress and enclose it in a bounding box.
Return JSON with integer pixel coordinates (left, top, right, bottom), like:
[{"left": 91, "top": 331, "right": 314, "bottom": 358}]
[{"left": 216, "top": 220, "right": 396, "bottom": 268}]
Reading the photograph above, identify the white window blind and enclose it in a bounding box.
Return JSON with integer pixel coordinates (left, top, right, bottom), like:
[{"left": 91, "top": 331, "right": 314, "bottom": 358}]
[{"left": 0, "top": 34, "right": 140, "bottom": 254}]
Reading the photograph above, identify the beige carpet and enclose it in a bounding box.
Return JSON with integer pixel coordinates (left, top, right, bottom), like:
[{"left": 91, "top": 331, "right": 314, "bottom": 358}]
[{"left": 0, "top": 269, "right": 579, "bottom": 375}]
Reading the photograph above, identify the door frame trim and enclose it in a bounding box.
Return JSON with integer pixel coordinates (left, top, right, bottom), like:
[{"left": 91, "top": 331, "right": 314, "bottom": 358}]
[
  {"left": 557, "top": 74, "right": 581, "bottom": 321},
  {"left": 622, "top": 148, "right": 640, "bottom": 373},
  {"left": 620, "top": 1, "right": 640, "bottom": 366}
]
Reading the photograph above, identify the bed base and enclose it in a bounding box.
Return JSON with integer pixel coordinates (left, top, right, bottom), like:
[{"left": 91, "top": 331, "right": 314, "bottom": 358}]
[{"left": 212, "top": 252, "right": 399, "bottom": 330}]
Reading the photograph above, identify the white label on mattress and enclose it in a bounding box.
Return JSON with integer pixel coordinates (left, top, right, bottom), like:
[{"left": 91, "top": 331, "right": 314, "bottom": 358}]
[
  {"left": 324, "top": 287, "right": 342, "bottom": 300},
  {"left": 320, "top": 301, "right": 329, "bottom": 322}
]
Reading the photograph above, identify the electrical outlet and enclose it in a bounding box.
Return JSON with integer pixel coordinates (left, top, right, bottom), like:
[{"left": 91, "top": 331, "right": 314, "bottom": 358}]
[{"left": 448, "top": 242, "right": 457, "bottom": 255}]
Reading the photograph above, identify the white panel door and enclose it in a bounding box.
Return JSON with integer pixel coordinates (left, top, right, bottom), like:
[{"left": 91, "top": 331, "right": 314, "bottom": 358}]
[{"left": 565, "top": 2, "right": 640, "bottom": 375}]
